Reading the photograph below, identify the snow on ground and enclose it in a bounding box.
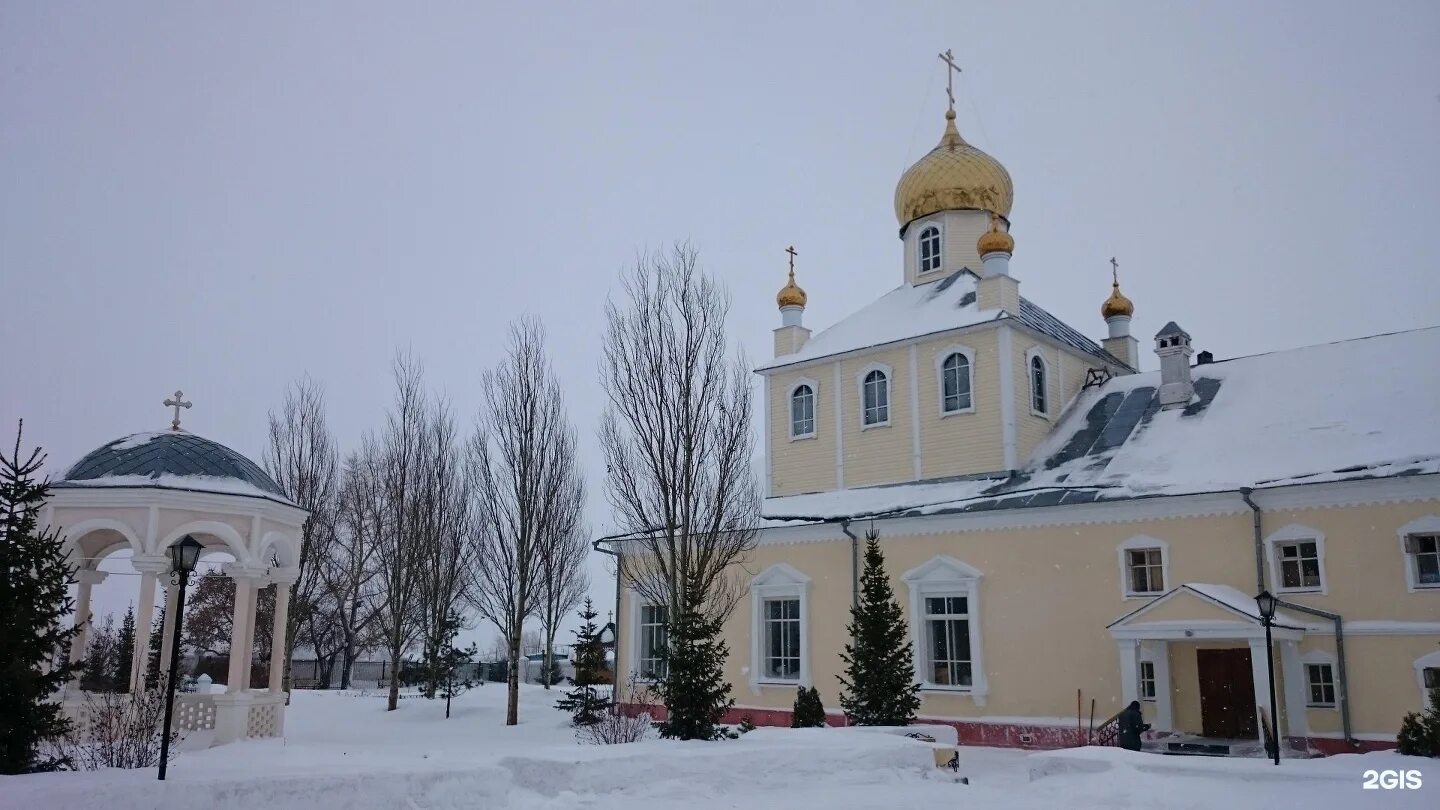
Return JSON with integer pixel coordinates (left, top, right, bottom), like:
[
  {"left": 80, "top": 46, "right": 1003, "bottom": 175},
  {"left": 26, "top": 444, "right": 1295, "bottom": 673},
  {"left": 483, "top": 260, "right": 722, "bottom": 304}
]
[{"left": 3, "top": 685, "right": 1435, "bottom": 809}]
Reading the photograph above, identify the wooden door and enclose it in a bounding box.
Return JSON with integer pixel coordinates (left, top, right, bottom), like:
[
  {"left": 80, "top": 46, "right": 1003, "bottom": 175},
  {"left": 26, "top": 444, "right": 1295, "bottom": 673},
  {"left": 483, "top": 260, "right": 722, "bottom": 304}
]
[{"left": 1197, "top": 648, "right": 1258, "bottom": 739}]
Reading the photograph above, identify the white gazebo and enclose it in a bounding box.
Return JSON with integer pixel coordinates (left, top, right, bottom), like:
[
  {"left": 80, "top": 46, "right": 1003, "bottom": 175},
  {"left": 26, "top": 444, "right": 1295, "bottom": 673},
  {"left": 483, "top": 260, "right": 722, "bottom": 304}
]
[{"left": 42, "top": 400, "right": 308, "bottom": 746}]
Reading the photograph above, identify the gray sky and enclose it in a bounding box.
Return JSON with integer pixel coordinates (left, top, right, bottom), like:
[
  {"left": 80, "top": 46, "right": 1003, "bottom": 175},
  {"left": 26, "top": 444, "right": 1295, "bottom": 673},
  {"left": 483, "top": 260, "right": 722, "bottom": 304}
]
[{"left": 4, "top": 1, "right": 1438, "bottom": 644}]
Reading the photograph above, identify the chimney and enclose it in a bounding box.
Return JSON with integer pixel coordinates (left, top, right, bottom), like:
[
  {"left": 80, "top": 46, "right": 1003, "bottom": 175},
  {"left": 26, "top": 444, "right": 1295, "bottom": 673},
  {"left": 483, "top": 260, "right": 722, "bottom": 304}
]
[{"left": 1154, "top": 321, "right": 1194, "bottom": 408}]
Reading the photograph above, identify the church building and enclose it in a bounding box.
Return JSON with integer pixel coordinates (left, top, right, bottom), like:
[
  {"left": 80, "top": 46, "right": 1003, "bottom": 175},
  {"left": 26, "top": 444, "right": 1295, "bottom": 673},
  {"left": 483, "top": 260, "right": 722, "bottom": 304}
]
[{"left": 610, "top": 76, "right": 1440, "bottom": 755}]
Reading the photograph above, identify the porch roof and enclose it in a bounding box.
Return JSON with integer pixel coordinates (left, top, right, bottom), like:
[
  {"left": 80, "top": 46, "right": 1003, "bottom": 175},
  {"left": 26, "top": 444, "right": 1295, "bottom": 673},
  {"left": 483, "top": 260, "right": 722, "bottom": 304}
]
[{"left": 1107, "top": 583, "right": 1307, "bottom": 641}]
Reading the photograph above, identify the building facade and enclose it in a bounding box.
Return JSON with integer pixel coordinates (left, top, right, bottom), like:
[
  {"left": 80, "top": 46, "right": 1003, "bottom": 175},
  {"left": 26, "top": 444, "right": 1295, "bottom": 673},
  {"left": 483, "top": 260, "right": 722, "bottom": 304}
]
[{"left": 610, "top": 95, "right": 1440, "bottom": 754}]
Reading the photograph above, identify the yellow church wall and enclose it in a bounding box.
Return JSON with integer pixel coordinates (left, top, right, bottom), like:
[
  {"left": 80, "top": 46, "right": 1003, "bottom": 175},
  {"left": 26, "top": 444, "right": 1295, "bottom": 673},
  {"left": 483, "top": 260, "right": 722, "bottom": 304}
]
[
  {"left": 766, "top": 363, "right": 839, "bottom": 497},
  {"left": 916, "top": 329, "right": 1006, "bottom": 478},
  {"left": 616, "top": 492, "right": 1439, "bottom": 741},
  {"left": 838, "top": 346, "right": 914, "bottom": 489},
  {"left": 1012, "top": 338, "right": 1098, "bottom": 465}
]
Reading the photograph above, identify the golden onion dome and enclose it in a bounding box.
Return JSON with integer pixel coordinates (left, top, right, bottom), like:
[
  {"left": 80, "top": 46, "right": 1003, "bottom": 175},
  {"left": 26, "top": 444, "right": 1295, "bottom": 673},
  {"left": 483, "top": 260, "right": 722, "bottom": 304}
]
[
  {"left": 1101, "top": 281, "right": 1134, "bottom": 319},
  {"left": 977, "top": 216, "right": 1015, "bottom": 256},
  {"left": 776, "top": 268, "right": 807, "bottom": 309},
  {"left": 894, "top": 109, "right": 1013, "bottom": 230}
]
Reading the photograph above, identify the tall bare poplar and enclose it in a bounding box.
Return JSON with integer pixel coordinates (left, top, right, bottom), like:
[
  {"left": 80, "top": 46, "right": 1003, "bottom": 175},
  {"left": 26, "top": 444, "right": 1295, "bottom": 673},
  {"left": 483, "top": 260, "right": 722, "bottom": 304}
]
[
  {"left": 263, "top": 376, "right": 339, "bottom": 696},
  {"left": 535, "top": 525, "right": 588, "bottom": 689},
  {"left": 414, "top": 400, "right": 472, "bottom": 698},
  {"left": 468, "top": 318, "right": 583, "bottom": 725},
  {"left": 329, "top": 440, "right": 386, "bottom": 688},
  {"left": 599, "top": 244, "right": 760, "bottom": 623}
]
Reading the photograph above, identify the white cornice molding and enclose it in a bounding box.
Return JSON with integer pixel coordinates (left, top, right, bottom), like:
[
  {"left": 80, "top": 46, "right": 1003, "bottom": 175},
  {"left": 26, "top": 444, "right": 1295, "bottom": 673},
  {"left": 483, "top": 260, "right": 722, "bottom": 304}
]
[{"left": 47, "top": 485, "right": 308, "bottom": 527}]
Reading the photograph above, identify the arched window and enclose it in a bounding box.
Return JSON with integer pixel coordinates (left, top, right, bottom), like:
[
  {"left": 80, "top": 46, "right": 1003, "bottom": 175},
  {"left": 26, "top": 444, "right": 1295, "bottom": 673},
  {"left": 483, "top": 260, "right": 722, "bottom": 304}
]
[
  {"left": 790, "top": 384, "right": 815, "bottom": 438},
  {"left": 863, "top": 370, "right": 889, "bottom": 425},
  {"left": 941, "top": 353, "right": 972, "bottom": 413},
  {"left": 919, "top": 226, "right": 941, "bottom": 274},
  {"left": 1029, "top": 354, "right": 1048, "bottom": 414}
]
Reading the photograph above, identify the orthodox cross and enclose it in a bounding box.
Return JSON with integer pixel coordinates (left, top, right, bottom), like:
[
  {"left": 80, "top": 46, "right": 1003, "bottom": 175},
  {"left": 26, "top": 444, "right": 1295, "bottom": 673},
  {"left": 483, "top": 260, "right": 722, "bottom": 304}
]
[
  {"left": 164, "top": 390, "right": 192, "bottom": 431},
  {"left": 938, "top": 48, "right": 962, "bottom": 113},
  {"left": 785, "top": 245, "right": 797, "bottom": 277},
  {"left": 1110, "top": 256, "right": 1120, "bottom": 285}
]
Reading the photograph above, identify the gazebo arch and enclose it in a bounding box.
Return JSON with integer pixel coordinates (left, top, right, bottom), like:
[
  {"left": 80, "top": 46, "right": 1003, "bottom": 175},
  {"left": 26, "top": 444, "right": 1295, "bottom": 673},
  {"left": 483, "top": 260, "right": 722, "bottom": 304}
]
[{"left": 44, "top": 425, "right": 309, "bottom": 747}]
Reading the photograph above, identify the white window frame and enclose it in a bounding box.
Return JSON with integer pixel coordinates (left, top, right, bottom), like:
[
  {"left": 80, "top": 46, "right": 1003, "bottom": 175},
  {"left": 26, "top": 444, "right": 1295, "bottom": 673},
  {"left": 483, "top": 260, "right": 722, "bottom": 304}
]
[
  {"left": 1264, "top": 524, "right": 1327, "bottom": 595},
  {"left": 786, "top": 377, "right": 819, "bottom": 441},
  {"left": 856, "top": 362, "right": 893, "bottom": 429},
  {"left": 627, "top": 588, "right": 669, "bottom": 683},
  {"left": 915, "top": 220, "right": 943, "bottom": 276},
  {"left": 903, "top": 556, "right": 986, "bottom": 704},
  {"left": 1138, "top": 659, "right": 1157, "bottom": 702},
  {"left": 933, "top": 344, "right": 977, "bottom": 417},
  {"left": 1416, "top": 650, "right": 1440, "bottom": 711},
  {"left": 1398, "top": 515, "right": 1440, "bottom": 592},
  {"left": 1116, "top": 535, "right": 1170, "bottom": 600},
  {"left": 749, "top": 563, "right": 810, "bottom": 690},
  {"left": 1025, "top": 347, "right": 1050, "bottom": 417},
  {"left": 1300, "top": 649, "right": 1338, "bottom": 709}
]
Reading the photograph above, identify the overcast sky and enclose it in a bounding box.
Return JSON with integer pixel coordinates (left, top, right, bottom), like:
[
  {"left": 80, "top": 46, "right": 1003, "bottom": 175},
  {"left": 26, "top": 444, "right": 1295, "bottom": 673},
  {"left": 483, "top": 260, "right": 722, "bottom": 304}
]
[{"left": 4, "top": 1, "right": 1438, "bottom": 645}]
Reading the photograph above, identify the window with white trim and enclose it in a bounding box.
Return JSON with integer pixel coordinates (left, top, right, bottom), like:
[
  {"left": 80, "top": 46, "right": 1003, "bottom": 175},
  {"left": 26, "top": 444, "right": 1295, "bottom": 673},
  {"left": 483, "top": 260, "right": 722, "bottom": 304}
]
[
  {"left": 918, "top": 225, "right": 941, "bottom": 274},
  {"left": 1306, "top": 663, "right": 1336, "bottom": 707},
  {"left": 941, "top": 353, "right": 972, "bottom": 413},
  {"left": 1404, "top": 533, "right": 1440, "bottom": 588},
  {"left": 1277, "top": 540, "right": 1322, "bottom": 591},
  {"left": 1425, "top": 668, "right": 1440, "bottom": 690},
  {"left": 763, "top": 598, "right": 801, "bottom": 681},
  {"left": 1029, "top": 354, "right": 1048, "bottom": 414},
  {"left": 863, "top": 369, "right": 889, "bottom": 426},
  {"left": 1126, "top": 548, "right": 1165, "bottom": 595},
  {"left": 1139, "top": 660, "right": 1156, "bottom": 701},
  {"left": 923, "top": 595, "right": 972, "bottom": 687},
  {"left": 903, "top": 556, "right": 986, "bottom": 699},
  {"left": 790, "top": 384, "right": 815, "bottom": 438},
  {"left": 638, "top": 604, "right": 668, "bottom": 679}
]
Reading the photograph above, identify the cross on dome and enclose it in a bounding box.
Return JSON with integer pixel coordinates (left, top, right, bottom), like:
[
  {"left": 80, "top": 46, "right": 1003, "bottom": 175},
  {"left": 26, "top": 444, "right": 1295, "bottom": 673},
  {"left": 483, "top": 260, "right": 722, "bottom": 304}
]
[
  {"left": 938, "top": 49, "right": 962, "bottom": 114},
  {"left": 164, "top": 389, "right": 192, "bottom": 431}
]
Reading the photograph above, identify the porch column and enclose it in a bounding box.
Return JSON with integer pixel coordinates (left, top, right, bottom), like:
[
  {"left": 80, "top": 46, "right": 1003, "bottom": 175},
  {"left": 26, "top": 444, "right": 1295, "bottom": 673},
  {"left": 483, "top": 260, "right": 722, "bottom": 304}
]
[
  {"left": 1143, "top": 640, "right": 1174, "bottom": 732},
  {"left": 128, "top": 557, "right": 168, "bottom": 691},
  {"left": 1116, "top": 638, "right": 1141, "bottom": 705},
  {"left": 1279, "top": 640, "right": 1308, "bottom": 740},
  {"left": 69, "top": 569, "right": 108, "bottom": 687},
  {"left": 1247, "top": 638, "right": 1275, "bottom": 748},
  {"left": 269, "top": 578, "right": 292, "bottom": 692},
  {"left": 226, "top": 575, "right": 258, "bottom": 692}
]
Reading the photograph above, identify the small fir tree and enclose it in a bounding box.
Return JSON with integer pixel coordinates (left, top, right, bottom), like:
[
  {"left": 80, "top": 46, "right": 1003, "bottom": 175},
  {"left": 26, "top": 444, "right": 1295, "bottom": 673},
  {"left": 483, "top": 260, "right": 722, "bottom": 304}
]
[
  {"left": 838, "top": 530, "right": 921, "bottom": 726},
  {"left": 657, "top": 571, "right": 734, "bottom": 741},
  {"left": 556, "top": 598, "right": 613, "bottom": 726},
  {"left": 434, "top": 611, "right": 477, "bottom": 719},
  {"left": 1396, "top": 686, "right": 1440, "bottom": 757},
  {"left": 112, "top": 604, "right": 136, "bottom": 694},
  {"left": 792, "top": 685, "right": 826, "bottom": 728},
  {"left": 79, "top": 614, "right": 118, "bottom": 693},
  {"left": 0, "top": 423, "right": 83, "bottom": 773},
  {"left": 144, "top": 614, "right": 164, "bottom": 690}
]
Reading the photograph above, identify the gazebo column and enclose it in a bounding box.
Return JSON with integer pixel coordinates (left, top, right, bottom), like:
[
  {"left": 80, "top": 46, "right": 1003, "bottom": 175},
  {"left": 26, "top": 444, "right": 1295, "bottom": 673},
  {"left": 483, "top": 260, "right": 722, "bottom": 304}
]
[
  {"left": 129, "top": 556, "right": 169, "bottom": 691},
  {"left": 269, "top": 579, "right": 292, "bottom": 692},
  {"left": 214, "top": 567, "right": 265, "bottom": 745},
  {"left": 68, "top": 569, "right": 108, "bottom": 688},
  {"left": 155, "top": 580, "right": 181, "bottom": 685}
]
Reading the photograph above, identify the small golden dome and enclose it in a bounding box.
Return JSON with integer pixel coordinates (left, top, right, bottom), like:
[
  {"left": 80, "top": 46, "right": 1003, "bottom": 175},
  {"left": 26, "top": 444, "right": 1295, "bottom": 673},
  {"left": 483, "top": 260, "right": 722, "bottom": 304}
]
[
  {"left": 894, "top": 109, "right": 1014, "bottom": 230},
  {"left": 777, "top": 269, "right": 807, "bottom": 309},
  {"left": 977, "top": 216, "right": 1014, "bottom": 255},
  {"left": 1101, "top": 282, "right": 1134, "bottom": 319}
]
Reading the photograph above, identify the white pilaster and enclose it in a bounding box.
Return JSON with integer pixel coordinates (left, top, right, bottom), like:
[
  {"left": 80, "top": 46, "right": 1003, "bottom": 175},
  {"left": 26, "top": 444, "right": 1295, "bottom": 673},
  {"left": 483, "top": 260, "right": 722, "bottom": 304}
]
[
  {"left": 833, "top": 362, "right": 844, "bottom": 489},
  {"left": 997, "top": 326, "right": 1017, "bottom": 470},
  {"left": 1117, "top": 638, "right": 1140, "bottom": 705},
  {"left": 908, "top": 344, "right": 921, "bottom": 480}
]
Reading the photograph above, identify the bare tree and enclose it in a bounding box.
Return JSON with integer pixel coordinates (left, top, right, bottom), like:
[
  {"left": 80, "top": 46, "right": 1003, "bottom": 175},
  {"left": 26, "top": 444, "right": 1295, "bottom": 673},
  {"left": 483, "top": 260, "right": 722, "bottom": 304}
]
[
  {"left": 535, "top": 524, "right": 588, "bottom": 689},
  {"left": 374, "top": 354, "right": 433, "bottom": 711},
  {"left": 263, "top": 376, "right": 339, "bottom": 696},
  {"left": 413, "top": 400, "right": 473, "bottom": 698},
  {"left": 468, "top": 318, "right": 584, "bottom": 725},
  {"left": 599, "top": 244, "right": 760, "bottom": 624},
  {"left": 328, "top": 439, "right": 386, "bottom": 689}
]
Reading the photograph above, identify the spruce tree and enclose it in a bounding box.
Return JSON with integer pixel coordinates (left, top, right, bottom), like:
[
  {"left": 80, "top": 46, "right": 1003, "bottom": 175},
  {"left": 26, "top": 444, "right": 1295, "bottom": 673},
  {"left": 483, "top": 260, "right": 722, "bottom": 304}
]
[
  {"left": 79, "top": 614, "right": 117, "bottom": 692},
  {"left": 838, "top": 530, "right": 920, "bottom": 726},
  {"left": 556, "top": 598, "right": 612, "bottom": 726},
  {"left": 1396, "top": 687, "right": 1440, "bottom": 757},
  {"left": 113, "top": 604, "right": 136, "bottom": 694},
  {"left": 0, "top": 423, "right": 82, "bottom": 773},
  {"left": 657, "top": 571, "right": 734, "bottom": 741},
  {"left": 792, "top": 685, "right": 826, "bottom": 727},
  {"left": 144, "top": 614, "right": 164, "bottom": 690}
]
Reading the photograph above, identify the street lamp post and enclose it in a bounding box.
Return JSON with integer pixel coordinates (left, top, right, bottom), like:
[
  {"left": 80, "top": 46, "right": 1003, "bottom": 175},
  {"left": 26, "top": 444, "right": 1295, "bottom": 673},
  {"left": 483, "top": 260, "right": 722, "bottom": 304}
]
[
  {"left": 1255, "top": 589, "right": 1281, "bottom": 766},
  {"left": 158, "top": 536, "right": 202, "bottom": 781}
]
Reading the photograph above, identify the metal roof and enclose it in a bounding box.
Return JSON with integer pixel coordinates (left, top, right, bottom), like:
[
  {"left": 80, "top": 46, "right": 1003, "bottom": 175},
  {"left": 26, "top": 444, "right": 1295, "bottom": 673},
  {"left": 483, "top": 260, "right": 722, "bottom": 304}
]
[{"left": 55, "top": 431, "right": 287, "bottom": 500}]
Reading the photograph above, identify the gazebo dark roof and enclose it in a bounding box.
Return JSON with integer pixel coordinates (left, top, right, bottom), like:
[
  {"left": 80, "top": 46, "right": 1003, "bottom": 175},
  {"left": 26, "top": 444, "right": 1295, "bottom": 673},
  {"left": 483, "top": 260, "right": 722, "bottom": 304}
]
[{"left": 55, "top": 431, "right": 288, "bottom": 502}]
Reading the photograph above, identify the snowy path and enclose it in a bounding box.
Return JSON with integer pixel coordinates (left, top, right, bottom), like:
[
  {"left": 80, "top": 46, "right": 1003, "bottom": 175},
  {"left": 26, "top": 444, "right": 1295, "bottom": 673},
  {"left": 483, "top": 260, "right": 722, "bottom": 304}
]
[{"left": 3, "top": 686, "right": 1434, "bottom": 809}]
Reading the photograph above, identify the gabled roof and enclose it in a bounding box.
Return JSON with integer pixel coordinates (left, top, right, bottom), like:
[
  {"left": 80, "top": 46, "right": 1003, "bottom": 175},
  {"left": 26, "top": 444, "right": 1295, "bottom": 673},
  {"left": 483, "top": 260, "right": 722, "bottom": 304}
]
[
  {"left": 756, "top": 270, "right": 1123, "bottom": 371},
  {"left": 762, "top": 326, "right": 1440, "bottom": 521},
  {"left": 1107, "top": 583, "right": 1306, "bottom": 632}
]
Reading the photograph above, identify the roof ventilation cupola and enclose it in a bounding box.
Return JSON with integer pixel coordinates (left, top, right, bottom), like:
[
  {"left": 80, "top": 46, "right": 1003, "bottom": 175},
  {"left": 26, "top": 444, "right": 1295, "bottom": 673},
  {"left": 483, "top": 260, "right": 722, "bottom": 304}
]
[{"left": 1155, "top": 321, "right": 1194, "bottom": 408}]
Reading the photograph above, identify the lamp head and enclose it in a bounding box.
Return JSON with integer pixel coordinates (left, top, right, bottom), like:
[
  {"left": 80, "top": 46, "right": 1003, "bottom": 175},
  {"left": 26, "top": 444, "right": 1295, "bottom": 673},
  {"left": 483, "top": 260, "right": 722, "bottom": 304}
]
[
  {"left": 170, "top": 535, "right": 203, "bottom": 574},
  {"left": 1255, "top": 590, "right": 1278, "bottom": 621}
]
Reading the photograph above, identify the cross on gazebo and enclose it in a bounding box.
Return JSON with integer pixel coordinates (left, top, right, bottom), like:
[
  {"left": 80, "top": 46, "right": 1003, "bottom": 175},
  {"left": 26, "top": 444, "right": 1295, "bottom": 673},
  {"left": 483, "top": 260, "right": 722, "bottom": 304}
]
[
  {"left": 938, "top": 48, "right": 962, "bottom": 113},
  {"left": 164, "top": 390, "right": 192, "bottom": 431}
]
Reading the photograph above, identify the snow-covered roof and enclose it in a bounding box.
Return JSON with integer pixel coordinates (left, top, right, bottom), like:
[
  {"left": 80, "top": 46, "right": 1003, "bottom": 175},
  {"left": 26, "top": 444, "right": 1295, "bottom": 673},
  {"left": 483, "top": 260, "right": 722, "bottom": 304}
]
[
  {"left": 755, "top": 270, "right": 1122, "bottom": 371},
  {"left": 763, "top": 326, "right": 1440, "bottom": 521},
  {"left": 53, "top": 431, "right": 296, "bottom": 506}
]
